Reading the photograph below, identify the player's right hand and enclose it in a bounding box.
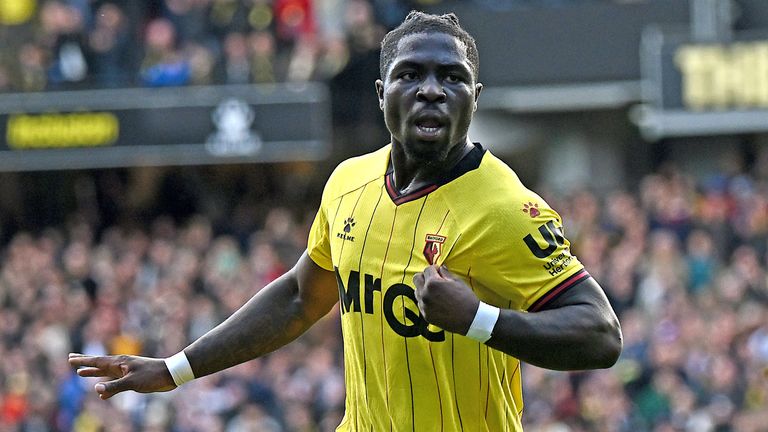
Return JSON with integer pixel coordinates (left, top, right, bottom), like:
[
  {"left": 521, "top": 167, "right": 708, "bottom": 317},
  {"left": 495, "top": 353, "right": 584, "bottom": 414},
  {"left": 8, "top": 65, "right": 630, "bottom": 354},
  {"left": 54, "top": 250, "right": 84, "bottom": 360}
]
[{"left": 68, "top": 353, "right": 177, "bottom": 400}]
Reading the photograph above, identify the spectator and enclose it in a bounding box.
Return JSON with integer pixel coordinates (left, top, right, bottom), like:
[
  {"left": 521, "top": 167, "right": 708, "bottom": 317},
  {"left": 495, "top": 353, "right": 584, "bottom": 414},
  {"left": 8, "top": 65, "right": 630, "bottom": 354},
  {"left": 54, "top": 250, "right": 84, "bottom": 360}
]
[
  {"left": 219, "top": 32, "right": 251, "bottom": 84},
  {"left": 249, "top": 31, "right": 278, "bottom": 82},
  {"left": 17, "top": 43, "right": 48, "bottom": 91},
  {"left": 140, "top": 18, "right": 191, "bottom": 87},
  {"left": 87, "top": 3, "right": 133, "bottom": 87},
  {"left": 41, "top": 0, "right": 90, "bottom": 88}
]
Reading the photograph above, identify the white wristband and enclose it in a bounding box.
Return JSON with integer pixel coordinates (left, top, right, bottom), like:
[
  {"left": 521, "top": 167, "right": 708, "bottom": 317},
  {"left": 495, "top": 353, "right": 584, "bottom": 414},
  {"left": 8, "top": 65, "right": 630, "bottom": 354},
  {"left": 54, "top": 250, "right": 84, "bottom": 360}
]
[
  {"left": 465, "top": 301, "right": 500, "bottom": 343},
  {"left": 164, "top": 351, "right": 195, "bottom": 387}
]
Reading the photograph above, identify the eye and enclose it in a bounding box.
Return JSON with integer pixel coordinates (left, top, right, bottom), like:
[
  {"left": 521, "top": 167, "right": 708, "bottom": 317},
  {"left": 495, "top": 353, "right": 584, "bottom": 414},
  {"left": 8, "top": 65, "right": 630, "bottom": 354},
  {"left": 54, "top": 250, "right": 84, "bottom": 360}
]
[
  {"left": 445, "top": 74, "right": 463, "bottom": 84},
  {"left": 399, "top": 71, "right": 418, "bottom": 81}
]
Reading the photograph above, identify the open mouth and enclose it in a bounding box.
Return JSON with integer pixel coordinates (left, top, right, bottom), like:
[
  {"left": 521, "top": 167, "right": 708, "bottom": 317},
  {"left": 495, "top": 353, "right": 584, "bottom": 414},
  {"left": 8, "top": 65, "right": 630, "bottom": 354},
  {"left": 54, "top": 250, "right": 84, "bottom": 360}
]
[
  {"left": 414, "top": 118, "right": 445, "bottom": 137},
  {"left": 418, "top": 125, "right": 441, "bottom": 133}
]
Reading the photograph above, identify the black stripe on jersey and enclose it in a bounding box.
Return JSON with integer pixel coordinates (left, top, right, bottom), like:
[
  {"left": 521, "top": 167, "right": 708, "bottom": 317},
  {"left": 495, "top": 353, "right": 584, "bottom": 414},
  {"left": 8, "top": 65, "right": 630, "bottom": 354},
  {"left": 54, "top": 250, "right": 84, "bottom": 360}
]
[
  {"left": 400, "top": 196, "right": 428, "bottom": 431},
  {"left": 477, "top": 343, "right": 481, "bottom": 392},
  {"left": 335, "top": 176, "right": 382, "bottom": 264},
  {"left": 428, "top": 344, "right": 444, "bottom": 431},
  {"left": 384, "top": 143, "right": 486, "bottom": 206},
  {"left": 356, "top": 184, "right": 384, "bottom": 420},
  {"left": 500, "top": 366, "right": 509, "bottom": 432},
  {"left": 335, "top": 183, "right": 369, "bottom": 430},
  {"left": 509, "top": 362, "right": 520, "bottom": 388},
  {"left": 467, "top": 267, "right": 486, "bottom": 423},
  {"left": 400, "top": 195, "right": 428, "bottom": 282},
  {"left": 330, "top": 194, "right": 344, "bottom": 248},
  {"left": 527, "top": 269, "right": 590, "bottom": 312},
  {"left": 379, "top": 203, "right": 398, "bottom": 432},
  {"left": 431, "top": 207, "right": 449, "bottom": 430},
  {"left": 509, "top": 362, "right": 521, "bottom": 429},
  {"left": 466, "top": 267, "right": 476, "bottom": 293},
  {"left": 338, "top": 182, "right": 367, "bottom": 264},
  {"left": 402, "top": 334, "right": 415, "bottom": 431},
  {"left": 330, "top": 177, "right": 373, "bottom": 254},
  {"left": 436, "top": 209, "right": 450, "bottom": 233},
  {"left": 451, "top": 333, "right": 465, "bottom": 431},
  {"left": 484, "top": 345, "right": 490, "bottom": 419}
]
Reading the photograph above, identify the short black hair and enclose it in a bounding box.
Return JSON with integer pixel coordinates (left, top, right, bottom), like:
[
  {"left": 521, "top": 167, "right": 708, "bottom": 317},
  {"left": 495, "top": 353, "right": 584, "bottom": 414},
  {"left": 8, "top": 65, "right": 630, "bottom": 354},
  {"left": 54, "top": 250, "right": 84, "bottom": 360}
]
[{"left": 379, "top": 11, "right": 479, "bottom": 82}]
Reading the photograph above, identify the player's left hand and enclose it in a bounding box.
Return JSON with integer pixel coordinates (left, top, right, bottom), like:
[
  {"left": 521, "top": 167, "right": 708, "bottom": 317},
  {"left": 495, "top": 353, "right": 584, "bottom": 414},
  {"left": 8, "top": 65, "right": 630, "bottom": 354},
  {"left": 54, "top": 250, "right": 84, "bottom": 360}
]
[{"left": 413, "top": 265, "right": 480, "bottom": 335}]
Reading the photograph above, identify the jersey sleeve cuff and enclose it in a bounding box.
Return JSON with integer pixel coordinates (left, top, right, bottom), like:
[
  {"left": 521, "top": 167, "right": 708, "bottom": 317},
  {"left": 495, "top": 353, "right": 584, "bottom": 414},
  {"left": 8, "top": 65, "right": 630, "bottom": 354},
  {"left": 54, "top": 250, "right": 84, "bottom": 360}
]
[
  {"left": 527, "top": 268, "right": 590, "bottom": 312},
  {"left": 307, "top": 249, "right": 334, "bottom": 271}
]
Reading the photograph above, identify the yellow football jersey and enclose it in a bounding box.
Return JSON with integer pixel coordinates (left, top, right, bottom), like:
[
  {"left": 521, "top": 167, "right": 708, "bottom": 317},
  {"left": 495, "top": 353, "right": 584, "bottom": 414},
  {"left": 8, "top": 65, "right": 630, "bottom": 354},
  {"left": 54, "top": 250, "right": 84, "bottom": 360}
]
[{"left": 308, "top": 144, "right": 589, "bottom": 431}]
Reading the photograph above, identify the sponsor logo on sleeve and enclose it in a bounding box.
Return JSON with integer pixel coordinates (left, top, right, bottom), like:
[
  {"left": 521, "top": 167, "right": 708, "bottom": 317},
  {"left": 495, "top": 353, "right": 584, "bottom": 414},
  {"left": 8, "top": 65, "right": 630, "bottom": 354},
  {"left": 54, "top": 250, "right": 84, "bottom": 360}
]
[{"left": 523, "top": 220, "right": 573, "bottom": 276}]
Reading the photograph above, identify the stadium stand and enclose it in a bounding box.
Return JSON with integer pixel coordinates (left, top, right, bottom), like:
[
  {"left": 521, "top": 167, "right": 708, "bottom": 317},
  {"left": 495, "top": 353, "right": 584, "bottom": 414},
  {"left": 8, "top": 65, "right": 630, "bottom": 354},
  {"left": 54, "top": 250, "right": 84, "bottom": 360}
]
[
  {"left": 1, "top": 161, "right": 766, "bottom": 431},
  {"left": 0, "top": 1, "right": 767, "bottom": 431},
  {"left": 0, "top": 0, "right": 387, "bottom": 91}
]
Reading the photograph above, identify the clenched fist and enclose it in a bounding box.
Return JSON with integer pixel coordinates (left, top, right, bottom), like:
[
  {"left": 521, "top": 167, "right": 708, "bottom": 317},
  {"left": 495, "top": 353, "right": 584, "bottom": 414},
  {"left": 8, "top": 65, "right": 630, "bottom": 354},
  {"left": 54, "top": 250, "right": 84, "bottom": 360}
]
[{"left": 413, "top": 265, "right": 480, "bottom": 335}]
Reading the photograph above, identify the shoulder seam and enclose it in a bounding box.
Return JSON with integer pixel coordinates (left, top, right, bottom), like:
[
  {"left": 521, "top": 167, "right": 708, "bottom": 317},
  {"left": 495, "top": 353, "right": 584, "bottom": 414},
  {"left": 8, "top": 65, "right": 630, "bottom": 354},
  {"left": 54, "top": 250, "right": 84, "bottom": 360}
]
[
  {"left": 328, "top": 175, "right": 383, "bottom": 203},
  {"left": 324, "top": 146, "right": 390, "bottom": 201}
]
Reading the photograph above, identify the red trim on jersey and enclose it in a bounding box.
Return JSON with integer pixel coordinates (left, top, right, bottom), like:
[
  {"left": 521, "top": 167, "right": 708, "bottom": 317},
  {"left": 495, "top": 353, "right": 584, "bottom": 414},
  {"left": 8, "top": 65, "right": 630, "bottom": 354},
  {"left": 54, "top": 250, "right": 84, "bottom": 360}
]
[
  {"left": 528, "top": 269, "right": 590, "bottom": 312},
  {"left": 385, "top": 173, "right": 439, "bottom": 205},
  {"left": 383, "top": 144, "right": 485, "bottom": 206}
]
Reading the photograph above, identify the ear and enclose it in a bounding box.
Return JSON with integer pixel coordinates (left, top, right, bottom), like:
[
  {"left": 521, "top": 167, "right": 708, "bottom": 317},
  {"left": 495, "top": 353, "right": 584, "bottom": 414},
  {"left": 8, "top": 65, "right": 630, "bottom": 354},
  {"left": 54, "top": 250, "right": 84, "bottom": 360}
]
[
  {"left": 375, "top": 79, "right": 385, "bottom": 111},
  {"left": 473, "top": 82, "right": 483, "bottom": 112}
]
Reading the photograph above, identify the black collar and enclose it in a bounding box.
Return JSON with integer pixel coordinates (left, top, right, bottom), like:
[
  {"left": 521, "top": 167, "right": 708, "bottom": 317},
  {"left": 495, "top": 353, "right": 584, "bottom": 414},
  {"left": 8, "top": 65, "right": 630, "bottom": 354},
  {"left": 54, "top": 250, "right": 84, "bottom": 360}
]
[{"left": 385, "top": 143, "right": 485, "bottom": 205}]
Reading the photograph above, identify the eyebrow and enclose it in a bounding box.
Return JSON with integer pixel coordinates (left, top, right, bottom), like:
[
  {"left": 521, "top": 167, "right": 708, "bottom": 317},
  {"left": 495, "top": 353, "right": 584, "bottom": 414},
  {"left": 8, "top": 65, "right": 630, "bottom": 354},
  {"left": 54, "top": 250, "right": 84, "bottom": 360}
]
[{"left": 389, "top": 60, "right": 471, "bottom": 74}]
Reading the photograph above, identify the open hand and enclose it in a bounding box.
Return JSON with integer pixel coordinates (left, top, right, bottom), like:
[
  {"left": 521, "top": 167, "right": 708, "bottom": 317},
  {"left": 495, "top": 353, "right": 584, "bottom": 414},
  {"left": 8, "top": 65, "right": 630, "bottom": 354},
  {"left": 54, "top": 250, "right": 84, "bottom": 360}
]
[
  {"left": 413, "top": 265, "right": 480, "bottom": 335},
  {"left": 68, "top": 353, "right": 177, "bottom": 400}
]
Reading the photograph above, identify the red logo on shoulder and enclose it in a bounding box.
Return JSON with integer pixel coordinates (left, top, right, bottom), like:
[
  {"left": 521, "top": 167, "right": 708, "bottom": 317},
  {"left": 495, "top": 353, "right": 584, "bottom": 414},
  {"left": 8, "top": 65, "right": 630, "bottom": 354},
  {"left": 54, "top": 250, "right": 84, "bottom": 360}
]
[
  {"left": 423, "top": 234, "right": 447, "bottom": 265},
  {"left": 522, "top": 202, "right": 540, "bottom": 218}
]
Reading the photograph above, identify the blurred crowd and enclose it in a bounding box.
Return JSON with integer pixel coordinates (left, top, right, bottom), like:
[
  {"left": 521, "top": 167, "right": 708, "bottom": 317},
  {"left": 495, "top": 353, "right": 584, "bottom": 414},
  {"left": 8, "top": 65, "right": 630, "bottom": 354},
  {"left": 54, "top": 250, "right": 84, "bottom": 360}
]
[
  {"left": 524, "top": 156, "right": 768, "bottom": 432},
  {"left": 0, "top": 203, "right": 348, "bottom": 432},
  {"left": 0, "top": 0, "right": 422, "bottom": 92},
  {"left": 0, "top": 159, "right": 766, "bottom": 431},
  {"left": 0, "top": 0, "right": 646, "bottom": 93}
]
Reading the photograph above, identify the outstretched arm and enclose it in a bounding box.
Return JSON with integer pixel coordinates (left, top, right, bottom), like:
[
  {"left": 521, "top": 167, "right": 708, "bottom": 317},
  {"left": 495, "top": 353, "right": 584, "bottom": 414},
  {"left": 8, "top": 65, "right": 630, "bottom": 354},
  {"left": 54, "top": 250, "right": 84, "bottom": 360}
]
[
  {"left": 185, "top": 252, "right": 338, "bottom": 376},
  {"left": 69, "top": 252, "right": 338, "bottom": 399},
  {"left": 414, "top": 266, "right": 622, "bottom": 371}
]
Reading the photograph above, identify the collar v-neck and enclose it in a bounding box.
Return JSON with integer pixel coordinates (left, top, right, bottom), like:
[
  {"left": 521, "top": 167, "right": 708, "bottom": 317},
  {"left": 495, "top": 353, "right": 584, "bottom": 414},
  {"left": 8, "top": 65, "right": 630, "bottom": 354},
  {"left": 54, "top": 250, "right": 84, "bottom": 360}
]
[{"left": 384, "top": 143, "right": 485, "bottom": 206}]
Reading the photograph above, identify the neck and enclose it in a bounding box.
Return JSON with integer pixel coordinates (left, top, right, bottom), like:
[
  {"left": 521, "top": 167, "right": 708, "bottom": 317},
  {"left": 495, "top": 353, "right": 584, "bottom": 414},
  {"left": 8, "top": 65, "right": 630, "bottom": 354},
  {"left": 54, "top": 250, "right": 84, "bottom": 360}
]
[{"left": 390, "top": 140, "right": 474, "bottom": 194}]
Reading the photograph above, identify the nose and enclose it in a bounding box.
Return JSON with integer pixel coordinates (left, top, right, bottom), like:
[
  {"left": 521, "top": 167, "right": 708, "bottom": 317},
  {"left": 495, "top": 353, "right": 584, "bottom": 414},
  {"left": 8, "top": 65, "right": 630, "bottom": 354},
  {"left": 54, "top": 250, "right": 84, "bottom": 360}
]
[{"left": 417, "top": 76, "right": 446, "bottom": 103}]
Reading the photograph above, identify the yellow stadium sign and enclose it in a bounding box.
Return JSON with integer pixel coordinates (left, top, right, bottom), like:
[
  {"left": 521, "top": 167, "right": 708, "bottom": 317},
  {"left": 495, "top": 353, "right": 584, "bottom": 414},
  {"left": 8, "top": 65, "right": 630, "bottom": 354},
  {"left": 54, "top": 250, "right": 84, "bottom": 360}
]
[
  {"left": 6, "top": 112, "right": 119, "bottom": 149},
  {"left": 0, "top": 0, "right": 36, "bottom": 25},
  {"left": 0, "top": 84, "right": 329, "bottom": 170},
  {"left": 675, "top": 41, "right": 768, "bottom": 110}
]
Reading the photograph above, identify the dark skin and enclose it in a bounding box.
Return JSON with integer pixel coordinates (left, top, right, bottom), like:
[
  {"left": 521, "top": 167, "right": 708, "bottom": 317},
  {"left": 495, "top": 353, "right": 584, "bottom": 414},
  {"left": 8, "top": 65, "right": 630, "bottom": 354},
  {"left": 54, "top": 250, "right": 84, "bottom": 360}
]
[
  {"left": 69, "top": 31, "right": 622, "bottom": 400},
  {"left": 69, "top": 252, "right": 338, "bottom": 399},
  {"left": 413, "top": 266, "right": 622, "bottom": 370},
  {"left": 376, "top": 33, "right": 481, "bottom": 194}
]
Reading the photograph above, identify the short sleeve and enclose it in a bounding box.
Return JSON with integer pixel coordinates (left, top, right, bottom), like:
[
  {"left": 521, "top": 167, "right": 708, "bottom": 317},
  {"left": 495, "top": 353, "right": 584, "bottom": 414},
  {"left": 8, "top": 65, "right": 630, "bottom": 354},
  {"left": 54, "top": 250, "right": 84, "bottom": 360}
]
[
  {"left": 307, "top": 204, "right": 334, "bottom": 271},
  {"left": 471, "top": 199, "right": 588, "bottom": 311}
]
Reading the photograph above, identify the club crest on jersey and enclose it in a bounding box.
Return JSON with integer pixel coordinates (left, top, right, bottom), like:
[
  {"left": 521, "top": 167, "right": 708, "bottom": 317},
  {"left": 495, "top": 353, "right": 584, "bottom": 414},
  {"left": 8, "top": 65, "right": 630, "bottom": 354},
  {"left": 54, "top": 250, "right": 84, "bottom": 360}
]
[
  {"left": 423, "top": 234, "right": 446, "bottom": 265},
  {"left": 336, "top": 217, "right": 356, "bottom": 241}
]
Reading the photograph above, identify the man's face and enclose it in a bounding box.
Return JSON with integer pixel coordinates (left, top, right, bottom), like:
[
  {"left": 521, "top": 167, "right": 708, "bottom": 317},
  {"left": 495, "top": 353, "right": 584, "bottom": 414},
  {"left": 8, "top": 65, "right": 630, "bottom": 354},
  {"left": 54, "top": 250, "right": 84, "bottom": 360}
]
[{"left": 376, "top": 32, "right": 482, "bottom": 163}]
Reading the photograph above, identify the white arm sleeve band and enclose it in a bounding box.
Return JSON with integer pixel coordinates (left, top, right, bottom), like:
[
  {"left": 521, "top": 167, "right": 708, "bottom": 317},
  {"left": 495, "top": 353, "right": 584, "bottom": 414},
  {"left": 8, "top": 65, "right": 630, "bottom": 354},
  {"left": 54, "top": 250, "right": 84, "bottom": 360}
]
[
  {"left": 164, "top": 351, "right": 195, "bottom": 387},
  {"left": 465, "top": 301, "right": 500, "bottom": 343}
]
